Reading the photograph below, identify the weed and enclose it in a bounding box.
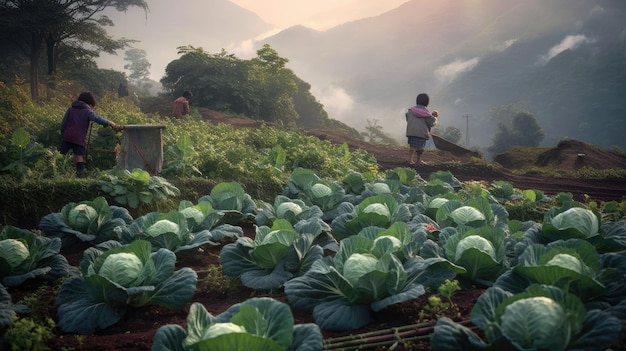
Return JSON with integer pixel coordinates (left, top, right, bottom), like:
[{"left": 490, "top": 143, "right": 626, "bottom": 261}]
[
  {"left": 4, "top": 317, "right": 55, "bottom": 351},
  {"left": 438, "top": 279, "right": 461, "bottom": 303}
]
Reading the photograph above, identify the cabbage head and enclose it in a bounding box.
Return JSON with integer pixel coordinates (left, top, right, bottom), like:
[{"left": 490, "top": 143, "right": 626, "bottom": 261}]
[
  {"left": 343, "top": 253, "right": 379, "bottom": 285},
  {"left": 373, "top": 235, "right": 403, "bottom": 251},
  {"left": 97, "top": 252, "right": 143, "bottom": 287},
  {"left": 455, "top": 235, "right": 496, "bottom": 261},
  {"left": 276, "top": 202, "right": 303, "bottom": 218},
  {"left": 0, "top": 239, "right": 29, "bottom": 268},
  {"left": 371, "top": 183, "right": 391, "bottom": 194},
  {"left": 550, "top": 207, "right": 599, "bottom": 238},
  {"left": 545, "top": 253, "right": 591, "bottom": 275},
  {"left": 310, "top": 183, "right": 332, "bottom": 198},
  {"left": 145, "top": 220, "right": 180, "bottom": 237},
  {"left": 180, "top": 207, "right": 204, "bottom": 225},
  {"left": 500, "top": 296, "right": 567, "bottom": 350},
  {"left": 68, "top": 204, "right": 98, "bottom": 232},
  {"left": 363, "top": 203, "right": 390, "bottom": 218},
  {"left": 200, "top": 322, "right": 247, "bottom": 339}
]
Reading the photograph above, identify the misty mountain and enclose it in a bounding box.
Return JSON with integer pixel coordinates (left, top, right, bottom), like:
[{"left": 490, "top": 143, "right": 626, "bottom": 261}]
[{"left": 259, "top": 0, "right": 626, "bottom": 151}]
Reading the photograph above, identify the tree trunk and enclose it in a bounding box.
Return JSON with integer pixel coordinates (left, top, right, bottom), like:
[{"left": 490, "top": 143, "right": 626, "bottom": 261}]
[
  {"left": 45, "top": 35, "right": 57, "bottom": 98},
  {"left": 29, "top": 33, "right": 43, "bottom": 100}
]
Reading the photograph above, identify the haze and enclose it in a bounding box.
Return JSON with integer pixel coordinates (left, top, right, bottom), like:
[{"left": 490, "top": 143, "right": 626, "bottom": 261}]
[
  {"left": 230, "top": 0, "right": 409, "bottom": 30},
  {"left": 98, "top": 0, "right": 409, "bottom": 80}
]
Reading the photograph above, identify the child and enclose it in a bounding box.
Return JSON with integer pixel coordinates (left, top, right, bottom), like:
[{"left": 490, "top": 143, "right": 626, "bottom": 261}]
[
  {"left": 172, "top": 90, "right": 193, "bottom": 119},
  {"left": 405, "top": 93, "right": 438, "bottom": 165},
  {"left": 60, "top": 92, "right": 123, "bottom": 177}
]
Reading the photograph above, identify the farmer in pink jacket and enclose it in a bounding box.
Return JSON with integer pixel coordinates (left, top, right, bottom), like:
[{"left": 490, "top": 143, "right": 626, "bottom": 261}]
[
  {"left": 172, "top": 90, "right": 193, "bottom": 119},
  {"left": 405, "top": 93, "right": 438, "bottom": 166}
]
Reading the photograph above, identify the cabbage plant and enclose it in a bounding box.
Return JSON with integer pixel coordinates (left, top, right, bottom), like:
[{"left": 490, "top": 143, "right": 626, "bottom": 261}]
[
  {"left": 198, "top": 181, "right": 257, "bottom": 224},
  {"left": 331, "top": 194, "right": 412, "bottom": 240},
  {"left": 299, "top": 182, "right": 348, "bottom": 221},
  {"left": 494, "top": 239, "right": 606, "bottom": 301},
  {"left": 542, "top": 206, "right": 600, "bottom": 241},
  {"left": 0, "top": 226, "right": 70, "bottom": 287},
  {"left": 284, "top": 232, "right": 463, "bottom": 331},
  {"left": 39, "top": 196, "right": 132, "bottom": 246},
  {"left": 177, "top": 200, "right": 242, "bottom": 241},
  {"left": 441, "top": 227, "right": 508, "bottom": 285},
  {"left": 434, "top": 197, "right": 508, "bottom": 231},
  {"left": 117, "top": 211, "right": 215, "bottom": 253},
  {"left": 220, "top": 219, "right": 336, "bottom": 290},
  {"left": 55, "top": 240, "right": 197, "bottom": 334},
  {"left": 431, "top": 285, "right": 622, "bottom": 351},
  {"left": 255, "top": 195, "right": 324, "bottom": 227},
  {"left": 152, "top": 298, "right": 322, "bottom": 351}
]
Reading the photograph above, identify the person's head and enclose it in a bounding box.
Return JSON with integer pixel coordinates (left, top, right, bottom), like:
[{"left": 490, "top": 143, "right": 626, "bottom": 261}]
[
  {"left": 416, "top": 93, "right": 429, "bottom": 107},
  {"left": 182, "top": 91, "right": 193, "bottom": 100},
  {"left": 78, "top": 92, "right": 97, "bottom": 107}
]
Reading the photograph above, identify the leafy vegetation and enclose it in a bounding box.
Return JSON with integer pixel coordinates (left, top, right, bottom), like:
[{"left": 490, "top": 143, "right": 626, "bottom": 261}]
[
  {"left": 0, "top": 80, "right": 625, "bottom": 349},
  {"left": 152, "top": 297, "right": 322, "bottom": 351},
  {"left": 55, "top": 240, "right": 197, "bottom": 334}
]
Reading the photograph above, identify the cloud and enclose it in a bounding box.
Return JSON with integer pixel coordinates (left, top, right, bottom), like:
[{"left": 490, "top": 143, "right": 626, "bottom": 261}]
[
  {"left": 490, "top": 38, "right": 518, "bottom": 52},
  {"left": 314, "top": 85, "right": 355, "bottom": 117},
  {"left": 434, "top": 57, "right": 480, "bottom": 83},
  {"left": 538, "top": 34, "right": 593, "bottom": 65}
]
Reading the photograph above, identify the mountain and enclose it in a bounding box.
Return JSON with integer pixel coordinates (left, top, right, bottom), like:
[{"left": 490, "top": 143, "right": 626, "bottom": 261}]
[{"left": 259, "top": 0, "right": 626, "bottom": 152}]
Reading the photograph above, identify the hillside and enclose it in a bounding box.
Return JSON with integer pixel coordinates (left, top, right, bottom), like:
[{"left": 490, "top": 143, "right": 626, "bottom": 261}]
[{"left": 141, "top": 99, "right": 626, "bottom": 202}]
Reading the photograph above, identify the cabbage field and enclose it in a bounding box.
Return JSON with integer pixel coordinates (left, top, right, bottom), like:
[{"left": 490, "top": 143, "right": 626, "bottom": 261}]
[{"left": 2, "top": 165, "right": 625, "bottom": 351}]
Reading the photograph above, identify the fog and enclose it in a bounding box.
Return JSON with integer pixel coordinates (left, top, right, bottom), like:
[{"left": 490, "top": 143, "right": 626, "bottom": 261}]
[{"left": 97, "top": 0, "right": 626, "bottom": 152}]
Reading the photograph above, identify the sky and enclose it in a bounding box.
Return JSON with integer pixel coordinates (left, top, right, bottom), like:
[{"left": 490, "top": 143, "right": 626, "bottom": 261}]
[{"left": 229, "top": 0, "right": 409, "bottom": 30}]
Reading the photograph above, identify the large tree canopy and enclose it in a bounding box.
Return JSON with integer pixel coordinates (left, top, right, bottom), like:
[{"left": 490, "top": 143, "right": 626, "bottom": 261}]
[
  {"left": 161, "top": 45, "right": 331, "bottom": 128},
  {"left": 0, "top": 0, "right": 148, "bottom": 99}
]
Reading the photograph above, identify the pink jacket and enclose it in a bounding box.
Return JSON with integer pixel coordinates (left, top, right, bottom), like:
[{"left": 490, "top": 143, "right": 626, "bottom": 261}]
[
  {"left": 172, "top": 97, "right": 190, "bottom": 118},
  {"left": 405, "top": 105, "right": 437, "bottom": 139}
]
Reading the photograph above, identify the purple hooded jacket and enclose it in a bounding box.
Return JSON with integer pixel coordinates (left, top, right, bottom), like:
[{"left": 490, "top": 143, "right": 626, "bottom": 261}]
[{"left": 60, "top": 100, "right": 110, "bottom": 146}]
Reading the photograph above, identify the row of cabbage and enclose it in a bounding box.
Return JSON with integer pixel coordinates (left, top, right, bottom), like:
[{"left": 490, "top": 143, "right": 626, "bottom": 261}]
[{"left": 1, "top": 167, "right": 625, "bottom": 351}]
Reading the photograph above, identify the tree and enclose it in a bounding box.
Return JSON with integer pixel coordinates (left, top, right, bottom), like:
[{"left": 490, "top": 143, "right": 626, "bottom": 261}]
[
  {"left": 361, "top": 119, "right": 399, "bottom": 145},
  {"left": 123, "top": 48, "right": 151, "bottom": 84},
  {"left": 0, "top": 0, "right": 148, "bottom": 99},
  {"left": 488, "top": 105, "right": 544, "bottom": 154}
]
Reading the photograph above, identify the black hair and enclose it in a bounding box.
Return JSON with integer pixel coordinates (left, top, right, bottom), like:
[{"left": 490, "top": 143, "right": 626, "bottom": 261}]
[
  {"left": 416, "top": 93, "right": 429, "bottom": 107},
  {"left": 182, "top": 91, "right": 193, "bottom": 99},
  {"left": 78, "top": 92, "right": 97, "bottom": 107}
]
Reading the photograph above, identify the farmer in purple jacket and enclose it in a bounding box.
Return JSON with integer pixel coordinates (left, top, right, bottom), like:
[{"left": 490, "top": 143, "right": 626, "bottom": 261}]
[
  {"left": 60, "top": 92, "right": 123, "bottom": 177},
  {"left": 405, "top": 93, "right": 438, "bottom": 166}
]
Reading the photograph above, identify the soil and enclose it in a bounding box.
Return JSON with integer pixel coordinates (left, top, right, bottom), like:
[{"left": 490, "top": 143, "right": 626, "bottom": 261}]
[{"left": 7, "top": 104, "right": 625, "bottom": 350}]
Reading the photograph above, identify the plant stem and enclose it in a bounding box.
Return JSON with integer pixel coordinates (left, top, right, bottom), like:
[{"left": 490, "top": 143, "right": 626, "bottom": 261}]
[{"left": 323, "top": 319, "right": 472, "bottom": 350}]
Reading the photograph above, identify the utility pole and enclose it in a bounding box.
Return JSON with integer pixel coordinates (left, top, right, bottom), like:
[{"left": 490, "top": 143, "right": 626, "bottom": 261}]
[{"left": 462, "top": 114, "right": 470, "bottom": 147}]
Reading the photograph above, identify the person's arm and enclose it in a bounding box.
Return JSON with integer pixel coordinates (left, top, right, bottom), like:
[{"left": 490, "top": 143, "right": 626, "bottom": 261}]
[
  {"left": 184, "top": 100, "right": 190, "bottom": 115},
  {"left": 88, "top": 110, "right": 122, "bottom": 130}
]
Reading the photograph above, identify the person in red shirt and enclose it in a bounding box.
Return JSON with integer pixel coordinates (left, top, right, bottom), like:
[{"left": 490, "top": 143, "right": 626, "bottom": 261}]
[
  {"left": 172, "top": 90, "right": 193, "bottom": 119},
  {"left": 60, "top": 92, "right": 123, "bottom": 177}
]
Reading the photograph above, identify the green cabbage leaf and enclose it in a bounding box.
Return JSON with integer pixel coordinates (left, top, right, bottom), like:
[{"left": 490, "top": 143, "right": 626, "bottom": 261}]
[
  {"left": 152, "top": 297, "right": 322, "bottom": 351},
  {"left": 220, "top": 219, "right": 335, "bottom": 290},
  {"left": 431, "top": 284, "right": 621, "bottom": 351},
  {"left": 0, "top": 226, "right": 70, "bottom": 287},
  {"left": 39, "top": 196, "right": 132, "bottom": 246},
  {"left": 56, "top": 240, "right": 197, "bottom": 334}
]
